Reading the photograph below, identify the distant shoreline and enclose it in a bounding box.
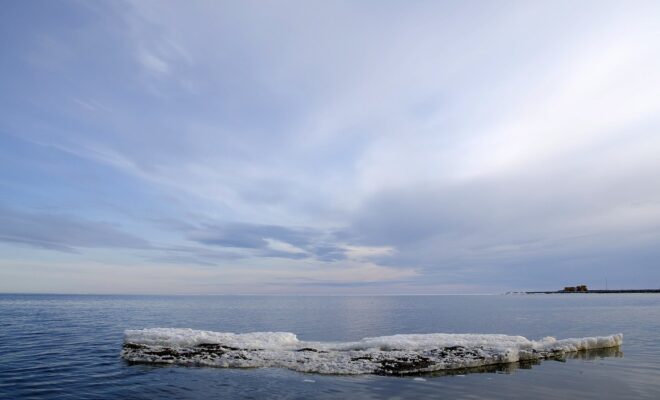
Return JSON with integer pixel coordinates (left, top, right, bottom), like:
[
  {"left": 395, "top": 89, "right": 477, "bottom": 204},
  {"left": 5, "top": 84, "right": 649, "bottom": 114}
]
[{"left": 522, "top": 289, "right": 660, "bottom": 294}]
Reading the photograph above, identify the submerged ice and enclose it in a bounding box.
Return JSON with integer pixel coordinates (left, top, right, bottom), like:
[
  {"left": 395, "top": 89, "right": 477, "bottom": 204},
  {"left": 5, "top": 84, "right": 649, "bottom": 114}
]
[{"left": 122, "top": 328, "right": 622, "bottom": 375}]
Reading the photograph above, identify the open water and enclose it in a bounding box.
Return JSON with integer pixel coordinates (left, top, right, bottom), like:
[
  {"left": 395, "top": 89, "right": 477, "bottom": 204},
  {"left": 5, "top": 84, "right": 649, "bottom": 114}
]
[{"left": 1, "top": 294, "right": 659, "bottom": 399}]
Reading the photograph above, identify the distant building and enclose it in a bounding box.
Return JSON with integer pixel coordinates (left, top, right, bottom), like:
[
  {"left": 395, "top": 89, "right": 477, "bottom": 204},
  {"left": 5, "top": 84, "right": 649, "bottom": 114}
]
[{"left": 562, "top": 285, "right": 588, "bottom": 293}]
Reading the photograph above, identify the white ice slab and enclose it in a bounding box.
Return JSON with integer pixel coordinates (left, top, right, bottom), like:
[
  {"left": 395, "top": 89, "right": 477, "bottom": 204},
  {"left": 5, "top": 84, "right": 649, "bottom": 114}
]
[{"left": 122, "top": 328, "right": 622, "bottom": 375}]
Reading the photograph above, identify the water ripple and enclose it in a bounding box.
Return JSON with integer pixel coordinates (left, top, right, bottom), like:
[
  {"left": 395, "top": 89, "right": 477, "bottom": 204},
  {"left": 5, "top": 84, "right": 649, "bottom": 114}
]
[{"left": 1, "top": 294, "right": 659, "bottom": 399}]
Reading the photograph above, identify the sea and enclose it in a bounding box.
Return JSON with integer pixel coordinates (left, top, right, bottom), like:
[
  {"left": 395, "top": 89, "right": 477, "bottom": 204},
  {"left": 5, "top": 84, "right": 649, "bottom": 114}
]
[{"left": 1, "top": 293, "right": 659, "bottom": 399}]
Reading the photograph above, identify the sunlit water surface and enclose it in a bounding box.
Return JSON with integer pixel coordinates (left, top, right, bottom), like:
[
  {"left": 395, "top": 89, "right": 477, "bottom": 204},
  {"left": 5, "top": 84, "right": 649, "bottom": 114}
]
[{"left": 1, "top": 294, "right": 659, "bottom": 399}]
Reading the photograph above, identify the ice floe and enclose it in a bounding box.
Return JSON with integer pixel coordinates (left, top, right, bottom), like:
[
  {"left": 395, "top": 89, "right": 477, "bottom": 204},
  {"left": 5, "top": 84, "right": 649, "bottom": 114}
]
[{"left": 122, "top": 328, "right": 622, "bottom": 375}]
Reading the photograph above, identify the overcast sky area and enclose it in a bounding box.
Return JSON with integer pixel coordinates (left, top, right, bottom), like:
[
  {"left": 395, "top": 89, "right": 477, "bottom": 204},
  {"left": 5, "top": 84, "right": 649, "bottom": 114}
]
[{"left": 1, "top": 0, "right": 660, "bottom": 294}]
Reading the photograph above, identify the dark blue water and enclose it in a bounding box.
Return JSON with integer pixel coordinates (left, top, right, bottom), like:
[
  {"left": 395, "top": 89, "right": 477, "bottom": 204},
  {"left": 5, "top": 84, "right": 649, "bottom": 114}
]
[{"left": 1, "top": 294, "right": 659, "bottom": 399}]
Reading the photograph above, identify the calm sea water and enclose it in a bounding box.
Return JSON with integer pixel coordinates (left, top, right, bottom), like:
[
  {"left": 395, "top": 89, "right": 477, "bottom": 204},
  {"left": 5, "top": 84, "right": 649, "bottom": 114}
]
[{"left": 1, "top": 294, "right": 659, "bottom": 399}]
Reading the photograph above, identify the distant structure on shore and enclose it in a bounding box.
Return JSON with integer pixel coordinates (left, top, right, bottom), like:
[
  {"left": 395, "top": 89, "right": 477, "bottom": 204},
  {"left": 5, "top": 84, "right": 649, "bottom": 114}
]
[
  {"left": 562, "top": 285, "right": 588, "bottom": 293},
  {"left": 520, "top": 285, "right": 660, "bottom": 294}
]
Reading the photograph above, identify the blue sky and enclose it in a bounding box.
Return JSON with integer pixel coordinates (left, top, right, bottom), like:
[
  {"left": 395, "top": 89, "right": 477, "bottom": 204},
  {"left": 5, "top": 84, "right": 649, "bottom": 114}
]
[{"left": 2, "top": 0, "right": 660, "bottom": 294}]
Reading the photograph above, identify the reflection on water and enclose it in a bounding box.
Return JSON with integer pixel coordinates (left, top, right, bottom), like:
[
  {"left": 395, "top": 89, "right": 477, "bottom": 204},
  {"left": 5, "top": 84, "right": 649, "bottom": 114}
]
[
  {"left": 419, "top": 346, "right": 623, "bottom": 378},
  {"left": 565, "top": 346, "right": 623, "bottom": 360}
]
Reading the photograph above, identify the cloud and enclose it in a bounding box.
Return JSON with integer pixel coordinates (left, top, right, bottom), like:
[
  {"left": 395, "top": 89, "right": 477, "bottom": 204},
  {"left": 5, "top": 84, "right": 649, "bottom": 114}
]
[
  {"left": 163, "top": 219, "right": 402, "bottom": 266},
  {"left": 264, "top": 238, "right": 308, "bottom": 255},
  {"left": 1, "top": 0, "right": 660, "bottom": 292},
  {"left": 137, "top": 49, "right": 170, "bottom": 75},
  {"left": 344, "top": 164, "right": 660, "bottom": 288},
  {"left": 185, "top": 221, "right": 352, "bottom": 262},
  {"left": 188, "top": 222, "right": 314, "bottom": 250},
  {"left": 0, "top": 207, "right": 150, "bottom": 252}
]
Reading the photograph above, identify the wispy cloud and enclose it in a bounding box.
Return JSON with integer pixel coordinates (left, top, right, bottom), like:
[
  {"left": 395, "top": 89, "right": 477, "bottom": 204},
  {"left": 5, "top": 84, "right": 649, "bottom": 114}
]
[
  {"left": 0, "top": 207, "right": 150, "bottom": 252},
  {"left": 137, "top": 49, "right": 170, "bottom": 75}
]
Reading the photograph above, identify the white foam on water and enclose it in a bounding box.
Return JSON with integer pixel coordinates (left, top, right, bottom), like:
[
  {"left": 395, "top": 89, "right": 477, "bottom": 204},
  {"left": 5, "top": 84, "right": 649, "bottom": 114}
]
[{"left": 122, "top": 328, "right": 622, "bottom": 375}]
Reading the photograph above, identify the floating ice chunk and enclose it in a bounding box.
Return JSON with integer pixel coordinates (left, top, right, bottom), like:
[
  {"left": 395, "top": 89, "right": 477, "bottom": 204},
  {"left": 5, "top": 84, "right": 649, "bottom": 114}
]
[{"left": 122, "top": 329, "right": 622, "bottom": 375}]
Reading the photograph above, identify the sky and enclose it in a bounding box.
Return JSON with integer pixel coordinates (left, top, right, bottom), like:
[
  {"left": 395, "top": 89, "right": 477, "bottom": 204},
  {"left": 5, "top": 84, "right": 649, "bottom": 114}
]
[{"left": 1, "top": 0, "right": 660, "bottom": 294}]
